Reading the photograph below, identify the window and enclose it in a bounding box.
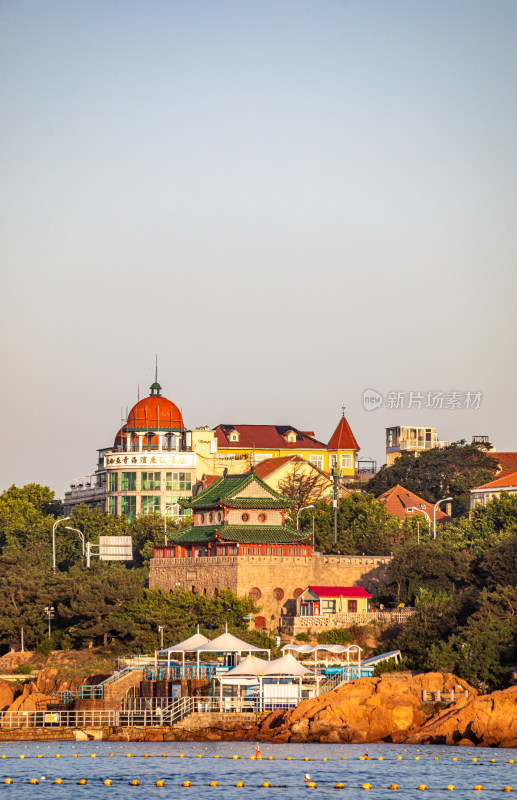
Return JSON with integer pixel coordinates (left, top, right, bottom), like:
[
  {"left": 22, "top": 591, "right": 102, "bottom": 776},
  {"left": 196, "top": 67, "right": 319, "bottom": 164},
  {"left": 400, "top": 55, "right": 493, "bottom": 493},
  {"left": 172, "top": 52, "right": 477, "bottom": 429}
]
[
  {"left": 258, "top": 513, "right": 267, "bottom": 523},
  {"left": 276, "top": 548, "right": 281, "bottom": 555},
  {"left": 108, "top": 472, "right": 118, "bottom": 492},
  {"left": 141, "top": 496, "right": 161, "bottom": 516},
  {"left": 309, "top": 455, "right": 323, "bottom": 470},
  {"left": 121, "top": 472, "right": 136, "bottom": 491},
  {"left": 273, "top": 588, "right": 284, "bottom": 601},
  {"left": 108, "top": 496, "right": 118, "bottom": 515},
  {"left": 347, "top": 599, "right": 357, "bottom": 613},
  {"left": 322, "top": 599, "right": 336, "bottom": 612},
  {"left": 340, "top": 454, "right": 353, "bottom": 470},
  {"left": 121, "top": 496, "right": 136, "bottom": 521},
  {"left": 165, "top": 498, "right": 191, "bottom": 520},
  {"left": 241, "top": 513, "right": 250, "bottom": 522},
  {"left": 166, "top": 471, "right": 192, "bottom": 491},
  {"left": 329, "top": 454, "right": 337, "bottom": 470},
  {"left": 293, "top": 588, "right": 304, "bottom": 599},
  {"left": 141, "top": 472, "right": 161, "bottom": 491},
  {"left": 249, "top": 587, "right": 261, "bottom": 600}
]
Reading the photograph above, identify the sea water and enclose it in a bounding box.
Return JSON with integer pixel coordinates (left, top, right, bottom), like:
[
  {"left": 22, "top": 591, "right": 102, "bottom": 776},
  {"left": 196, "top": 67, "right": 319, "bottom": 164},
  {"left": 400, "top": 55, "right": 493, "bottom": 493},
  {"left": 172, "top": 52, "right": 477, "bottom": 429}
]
[{"left": 0, "top": 739, "right": 514, "bottom": 799}]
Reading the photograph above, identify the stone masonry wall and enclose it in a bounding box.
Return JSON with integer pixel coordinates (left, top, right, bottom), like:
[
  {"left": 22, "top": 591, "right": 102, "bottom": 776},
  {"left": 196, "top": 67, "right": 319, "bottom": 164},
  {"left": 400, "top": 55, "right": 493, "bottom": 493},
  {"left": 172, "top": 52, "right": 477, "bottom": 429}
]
[{"left": 149, "top": 554, "right": 391, "bottom": 626}]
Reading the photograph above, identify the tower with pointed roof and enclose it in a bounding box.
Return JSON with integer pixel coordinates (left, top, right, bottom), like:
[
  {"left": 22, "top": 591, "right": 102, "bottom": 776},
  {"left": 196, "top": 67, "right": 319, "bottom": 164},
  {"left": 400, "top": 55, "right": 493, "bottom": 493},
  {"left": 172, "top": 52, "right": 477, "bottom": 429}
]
[{"left": 327, "top": 411, "right": 360, "bottom": 477}]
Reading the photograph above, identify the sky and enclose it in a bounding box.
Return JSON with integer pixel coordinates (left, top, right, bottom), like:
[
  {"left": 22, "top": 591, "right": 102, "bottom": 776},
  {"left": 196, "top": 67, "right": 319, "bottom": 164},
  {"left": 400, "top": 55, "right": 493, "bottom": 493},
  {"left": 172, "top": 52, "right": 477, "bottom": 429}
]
[{"left": 1, "top": 0, "right": 516, "bottom": 498}]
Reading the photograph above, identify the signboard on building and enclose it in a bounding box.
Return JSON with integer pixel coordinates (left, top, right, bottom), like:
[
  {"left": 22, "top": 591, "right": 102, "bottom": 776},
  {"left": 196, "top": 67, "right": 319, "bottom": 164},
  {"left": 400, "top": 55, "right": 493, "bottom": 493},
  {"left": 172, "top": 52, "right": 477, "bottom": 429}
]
[
  {"left": 99, "top": 536, "right": 133, "bottom": 561},
  {"left": 104, "top": 452, "right": 196, "bottom": 468}
]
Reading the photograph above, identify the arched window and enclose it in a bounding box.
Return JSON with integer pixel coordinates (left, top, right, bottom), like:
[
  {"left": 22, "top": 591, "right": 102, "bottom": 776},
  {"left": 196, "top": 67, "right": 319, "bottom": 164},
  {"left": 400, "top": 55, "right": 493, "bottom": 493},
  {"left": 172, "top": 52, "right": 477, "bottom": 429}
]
[
  {"left": 273, "top": 588, "right": 284, "bottom": 601},
  {"left": 258, "top": 513, "right": 267, "bottom": 523},
  {"left": 241, "top": 513, "right": 250, "bottom": 522},
  {"left": 249, "top": 587, "right": 262, "bottom": 600},
  {"left": 293, "top": 588, "right": 304, "bottom": 599}
]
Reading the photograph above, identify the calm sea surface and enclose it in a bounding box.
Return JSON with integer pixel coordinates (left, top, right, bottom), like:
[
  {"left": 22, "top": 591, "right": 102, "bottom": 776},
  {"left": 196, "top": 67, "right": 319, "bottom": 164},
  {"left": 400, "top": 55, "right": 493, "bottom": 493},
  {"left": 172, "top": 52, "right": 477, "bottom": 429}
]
[{"left": 0, "top": 739, "right": 514, "bottom": 799}]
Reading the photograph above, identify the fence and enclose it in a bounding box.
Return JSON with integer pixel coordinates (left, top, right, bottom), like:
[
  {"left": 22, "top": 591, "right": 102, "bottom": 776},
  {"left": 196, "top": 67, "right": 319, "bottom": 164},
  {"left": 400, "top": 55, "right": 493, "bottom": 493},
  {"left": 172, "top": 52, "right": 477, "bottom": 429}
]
[
  {"left": 281, "top": 609, "right": 416, "bottom": 630},
  {"left": 0, "top": 696, "right": 290, "bottom": 730},
  {"left": 421, "top": 688, "right": 469, "bottom": 704}
]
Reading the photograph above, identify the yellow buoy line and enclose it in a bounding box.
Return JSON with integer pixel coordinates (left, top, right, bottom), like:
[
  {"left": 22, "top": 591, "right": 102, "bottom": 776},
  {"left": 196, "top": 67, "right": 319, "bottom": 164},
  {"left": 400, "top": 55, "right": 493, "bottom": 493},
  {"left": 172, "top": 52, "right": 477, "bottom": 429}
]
[
  {"left": 0, "top": 752, "right": 514, "bottom": 763},
  {"left": 1, "top": 777, "right": 514, "bottom": 790}
]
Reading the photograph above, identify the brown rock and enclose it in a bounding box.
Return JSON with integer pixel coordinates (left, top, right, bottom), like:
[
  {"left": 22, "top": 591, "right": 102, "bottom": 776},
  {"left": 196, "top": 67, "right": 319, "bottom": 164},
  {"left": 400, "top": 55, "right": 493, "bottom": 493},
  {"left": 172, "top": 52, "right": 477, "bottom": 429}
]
[{"left": 0, "top": 680, "right": 15, "bottom": 711}]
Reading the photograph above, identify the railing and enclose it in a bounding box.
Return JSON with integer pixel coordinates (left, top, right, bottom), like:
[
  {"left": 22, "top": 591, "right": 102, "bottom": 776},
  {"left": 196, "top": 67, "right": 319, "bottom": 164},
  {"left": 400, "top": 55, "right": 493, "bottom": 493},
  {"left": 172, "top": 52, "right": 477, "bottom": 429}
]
[
  {"left": 143, "top": 664, "right": 225, "bottom": 681},
  {"left": 51, "top": 666, "right": 133, "bottom": 704},
  {"left": 0, "top": 697, "right": 286, "bottom": 729},
  {"left": 116, "top": 655, "right": 157, "bottom": 669},
  {"left": 421, "top": 688, "right": 469, "bottom": 704},
  {"left": 281, "top": 609, "right": 416, "bottom": 629}
]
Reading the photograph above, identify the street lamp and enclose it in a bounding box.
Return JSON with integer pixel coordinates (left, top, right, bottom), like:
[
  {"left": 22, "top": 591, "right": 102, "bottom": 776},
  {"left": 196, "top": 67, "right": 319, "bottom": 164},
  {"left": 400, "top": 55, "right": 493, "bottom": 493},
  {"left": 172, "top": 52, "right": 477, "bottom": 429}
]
[
  {"left": 407, "top": 507, "right": 431, "bottom": 537},
  {"left": 44, "top": 605, "right": 55, "bottom": 640},
  {"left": 52, "top": 517, "right": 70, "bottom": 574},
  {"left": 158, "top": 625, "right": 164, "bottom": 649},
  {"left": 65, "top": 526, "right": 85, "bottom": 556},
  {"left": 297, "top": 505, "right": 314, "bottom": 530},
  {"left": 433, "top": 497, "right": 453, "bottom": 539}
]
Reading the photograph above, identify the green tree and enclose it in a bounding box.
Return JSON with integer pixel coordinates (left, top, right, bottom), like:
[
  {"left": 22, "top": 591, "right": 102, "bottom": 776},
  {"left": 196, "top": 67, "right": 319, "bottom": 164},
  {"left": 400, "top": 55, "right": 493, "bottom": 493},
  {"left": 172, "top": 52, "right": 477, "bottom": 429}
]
[{"left": 366, "top": 441, "right": 497, "bottom": 517}]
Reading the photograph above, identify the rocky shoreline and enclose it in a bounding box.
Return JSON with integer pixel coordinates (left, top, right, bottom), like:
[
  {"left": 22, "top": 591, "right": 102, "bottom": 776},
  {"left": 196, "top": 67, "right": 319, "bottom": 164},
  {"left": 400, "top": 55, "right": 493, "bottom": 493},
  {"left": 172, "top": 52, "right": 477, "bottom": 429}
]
[{"left": 1, "top": 669, "right": 516, "bottom": 748}]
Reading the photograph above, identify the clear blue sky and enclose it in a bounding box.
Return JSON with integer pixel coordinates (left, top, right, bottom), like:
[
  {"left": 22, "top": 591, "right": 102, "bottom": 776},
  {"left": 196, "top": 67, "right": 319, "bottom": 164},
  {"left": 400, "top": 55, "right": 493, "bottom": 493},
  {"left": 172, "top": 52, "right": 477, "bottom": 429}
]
[{"left": 1, "top": 0, "right": 516, "bottom": 496}]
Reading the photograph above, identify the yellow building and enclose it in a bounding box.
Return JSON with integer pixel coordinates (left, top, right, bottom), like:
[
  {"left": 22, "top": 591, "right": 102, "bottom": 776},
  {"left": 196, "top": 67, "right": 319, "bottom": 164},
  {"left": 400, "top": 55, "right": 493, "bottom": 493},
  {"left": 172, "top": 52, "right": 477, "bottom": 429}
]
[{"left": 209, "top": 413, "right": 360, "bottom": 478}]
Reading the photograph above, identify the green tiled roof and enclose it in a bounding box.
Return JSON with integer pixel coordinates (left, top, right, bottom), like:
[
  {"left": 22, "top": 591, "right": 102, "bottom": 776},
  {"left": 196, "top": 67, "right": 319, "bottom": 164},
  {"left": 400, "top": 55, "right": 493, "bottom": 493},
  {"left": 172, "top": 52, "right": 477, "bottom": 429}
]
[
  {"left": 183, "top": 472, "right": 292, "bottom": 509},
  {"left": 174, "top": 523, "right": 309, "bottom": 545}
]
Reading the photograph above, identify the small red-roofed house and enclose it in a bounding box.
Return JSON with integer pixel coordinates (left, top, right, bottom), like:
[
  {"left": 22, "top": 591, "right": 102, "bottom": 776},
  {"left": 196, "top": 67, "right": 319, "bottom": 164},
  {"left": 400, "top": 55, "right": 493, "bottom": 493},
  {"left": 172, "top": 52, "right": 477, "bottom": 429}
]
[
  {"left": 298, "top": 585, "right": 372, "bottom": 616},
  {"left": 470, "top": 470, "right": 517, "bottom": 510},
  {"left": 377, "top": 484, "right": 451, "bottom": 526}
]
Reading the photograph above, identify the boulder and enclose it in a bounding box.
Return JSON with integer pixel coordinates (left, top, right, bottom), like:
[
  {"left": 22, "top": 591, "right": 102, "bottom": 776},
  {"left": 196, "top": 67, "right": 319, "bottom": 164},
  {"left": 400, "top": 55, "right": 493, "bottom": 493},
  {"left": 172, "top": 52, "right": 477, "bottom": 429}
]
[{"left": 0, "top": 680, "right": 15, "bottom": 711}]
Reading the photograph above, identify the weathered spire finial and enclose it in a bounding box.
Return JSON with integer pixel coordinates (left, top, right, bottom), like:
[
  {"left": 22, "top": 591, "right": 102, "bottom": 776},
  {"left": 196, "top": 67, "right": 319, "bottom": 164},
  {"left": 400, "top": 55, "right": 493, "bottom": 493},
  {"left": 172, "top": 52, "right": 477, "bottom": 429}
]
[{"left": 149, "top": 355, "right": 162, "bottom": 396}]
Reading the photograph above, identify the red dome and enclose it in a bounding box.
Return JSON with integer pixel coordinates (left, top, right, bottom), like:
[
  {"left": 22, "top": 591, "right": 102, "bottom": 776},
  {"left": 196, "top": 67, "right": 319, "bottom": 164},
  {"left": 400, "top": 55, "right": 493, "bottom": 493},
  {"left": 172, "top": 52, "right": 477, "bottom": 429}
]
[{"left": 125, "top": 395, "right": 183, "bottom": 431}]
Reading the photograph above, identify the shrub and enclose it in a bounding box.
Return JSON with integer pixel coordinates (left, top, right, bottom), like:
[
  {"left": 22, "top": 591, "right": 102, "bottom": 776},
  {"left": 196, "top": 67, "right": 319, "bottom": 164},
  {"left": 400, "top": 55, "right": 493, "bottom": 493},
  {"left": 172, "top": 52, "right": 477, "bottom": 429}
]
[
  {"left": 295, "top": 631, "right": 311, "bottom": 642},
  {"left": 317, "top": 628, "right": 353, "bottom": 645}
]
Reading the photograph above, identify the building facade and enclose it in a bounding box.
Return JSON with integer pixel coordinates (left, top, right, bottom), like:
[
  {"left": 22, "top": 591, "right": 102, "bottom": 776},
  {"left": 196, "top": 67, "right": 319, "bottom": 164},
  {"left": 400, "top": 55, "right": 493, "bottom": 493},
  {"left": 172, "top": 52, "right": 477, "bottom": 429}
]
[
  {"left": 470, "top": 470, "right": 517, "bottom": 510},
  {"left": 64, "top": 379, "right": 200, "bottom": 521},
  {"left": 385, "top": 426, "right": 450, "bottom": 466}
]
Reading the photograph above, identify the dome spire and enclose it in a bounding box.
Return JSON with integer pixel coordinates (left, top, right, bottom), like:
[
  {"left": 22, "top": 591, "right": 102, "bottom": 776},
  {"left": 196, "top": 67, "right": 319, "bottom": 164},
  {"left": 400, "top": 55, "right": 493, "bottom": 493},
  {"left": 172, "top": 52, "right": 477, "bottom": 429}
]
[{"left": 149, "top": 354, "right": 162, "bottom": 396}]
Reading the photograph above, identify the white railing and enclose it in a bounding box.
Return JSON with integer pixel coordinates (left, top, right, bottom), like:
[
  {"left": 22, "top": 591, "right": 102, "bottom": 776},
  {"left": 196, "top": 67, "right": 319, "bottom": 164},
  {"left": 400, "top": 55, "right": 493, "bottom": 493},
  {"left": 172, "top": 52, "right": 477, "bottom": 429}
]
[
  {"left": 0, "top": 697, "right": 288, "bottom": 730},
  {"left": 281, "top": 609, "right": 416, "bottom": 628}
]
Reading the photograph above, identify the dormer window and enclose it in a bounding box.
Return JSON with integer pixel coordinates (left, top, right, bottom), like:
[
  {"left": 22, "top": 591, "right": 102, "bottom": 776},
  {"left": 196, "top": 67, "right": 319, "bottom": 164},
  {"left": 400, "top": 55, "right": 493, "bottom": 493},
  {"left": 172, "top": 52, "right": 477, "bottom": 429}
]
[{"left": 284, "top": 430, "right": 297, "bottom": 444}]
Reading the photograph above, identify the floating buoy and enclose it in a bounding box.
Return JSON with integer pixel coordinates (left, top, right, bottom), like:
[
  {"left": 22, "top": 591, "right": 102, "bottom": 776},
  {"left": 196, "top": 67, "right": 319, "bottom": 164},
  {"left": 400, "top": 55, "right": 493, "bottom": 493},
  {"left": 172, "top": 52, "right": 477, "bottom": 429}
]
[
  {"left": 91, "top": 754, "right": 97, "bottom": 758},
  {"left": 162, "top": 753, "right": 167, "bottom": 757},
  {"left": 182, "top": 781, "right": 191, "bottom": 787},
  {"left": 418, "top": 786, "right": 427, "bottom": 791},
  {"left": 286, "top": 756, "right": 292, "bottom": 760},
  {"left": 233, "top": 755, "right": 239, "bottom": 760},
  {"left": 37, "top": 755, "right": 43, "bottom": 759},
  {"left": 180, "top": 754, "right": 185, "bottom": 758},
  {"left": 4, "top": 779, "right": 12, "bottom": 784},
  {"left": 304, "top": 757, "right": 310, "bottom": 761},
  {"left": 472, "top": 758, "right": 478, "bottom": 762},
  {"left": 156, "top": 780, "right": 165, "bottom": 787},
  {"left": 307, "top": 783, "right": 317, "bottom": 789},
  {"left": 390, "top": 785, "right": 399, "bottom": 790},
  {"left": 126, "top": 753, "right": 132, "bottom": 758},
  {"left": 378, "top": 756, "right": 384, "bottom": 761},
  {"left": 197, "top": 754, "right": 203, "bottom": 758},
  {"left": 108, "top": 753, "right": 114, "bottom": 757},
  {"left": 73, "top": 754, "right": 78, "bottom": 758},
  {"left": 104, "top": 780, "right": 112, "bottom": 786},
  {"left": 77, "top": 779, "right": 87, "bottom": 785},
  {"left": 446, "top": 786, "right": 455, "bottom": 791},
  {"left": 209, "top": 781, "right": 218, "bottom": 787},
  {"left": 503, "top": 789, "right": 513, "bottom": 794},
  {"left": 29, "top": 779, "right": 38, "bottom": 785},
  {"left": 130, "top": 780, "right": 139, "bottom": 786},
  {"left": 214, "top": 755, "right": 220, "bottom": 759},
  {"left": 20, "top": 755, "right": 25, "bottom": 759},
  {"left": 56, "top": 754, "right": 61, "bottom": 758},
  {"left": 490, "top": 759, "right": 497, "bottom": 763},
  {"left": 54, "top": 779, "right": 63, "bottom": 785},
  {"left": 144, "top": 753, "right": 150, "bottom": 758},
  {"left": 415, "top": 756, "right": 420, "bottom": 760},
  {"left": 335, "top": 783, "right": 344, "bottom": 789},
  {"left": 509, "top": 760, "right": 515, "bottom": 764},
  {"left": 434, "top": 757, "right": 439, "bottom": 761},
  {"left": 263, "top": 783, "right": 271, "bottom": 788},
  {"left": 473, "top": 786, "right": 483, "bottom": 791},
  {"left": 268, "top": 756, "right": 274, "bottom": 760},
  {"left": 236, "top": 782, "right": 245, "bottom": 788},
  {"left": 323, "top": 757, "right": 328, "bottom": 761},
  {"left": 362, "top": 784, "right": 372, "bottom": 790},
  {"left": 341, "top": 757, "right": 347, "bottom": 761},
  {"left": 396, "top": 756, "right": 402, "bottom": 761}
]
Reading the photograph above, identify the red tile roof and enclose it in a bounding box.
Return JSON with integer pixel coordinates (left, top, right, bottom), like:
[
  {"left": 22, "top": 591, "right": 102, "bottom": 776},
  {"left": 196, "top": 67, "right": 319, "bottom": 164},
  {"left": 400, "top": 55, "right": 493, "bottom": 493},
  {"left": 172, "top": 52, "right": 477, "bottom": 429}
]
[
  {"left": 253, "top": 456, "right": 301, "bottom": 479},
  {"left": 327, "top": 414, "right": 360, "bottom": 451},
  {"left": 487, "top": 452, "right": 517, "bottom": 474},
  {"left": 214, "top": 425, "right": 326, "bottom": 450},
  {"left": 473, "top": 470, "right": 517, "bottom": 490},
  {"left": 307, "top": 586, "right": 372, "bottom": 599},
  {"left": 378, "top": 484, "right": 450, "bottom": 523}
]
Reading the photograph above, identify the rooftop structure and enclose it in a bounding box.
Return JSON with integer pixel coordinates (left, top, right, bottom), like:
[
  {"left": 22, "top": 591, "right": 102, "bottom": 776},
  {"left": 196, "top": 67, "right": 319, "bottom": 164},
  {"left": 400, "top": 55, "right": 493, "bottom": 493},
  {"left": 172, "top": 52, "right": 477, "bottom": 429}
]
[
  {"left": 377, "top": 484, "right": 451, "bottom": 524},
  {"left": 470, "top": 470, "right": 517, "bottom": 510},
  {"left": 385, "top": 426, "right": 450, "bottom": 467}
]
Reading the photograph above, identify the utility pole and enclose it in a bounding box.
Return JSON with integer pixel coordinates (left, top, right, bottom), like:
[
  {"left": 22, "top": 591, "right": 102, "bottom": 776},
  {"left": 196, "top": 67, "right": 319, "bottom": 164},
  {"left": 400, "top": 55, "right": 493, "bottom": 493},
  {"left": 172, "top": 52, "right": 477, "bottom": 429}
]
[{"left": 332, "top": 469, "right": 339, "bottom": 545}]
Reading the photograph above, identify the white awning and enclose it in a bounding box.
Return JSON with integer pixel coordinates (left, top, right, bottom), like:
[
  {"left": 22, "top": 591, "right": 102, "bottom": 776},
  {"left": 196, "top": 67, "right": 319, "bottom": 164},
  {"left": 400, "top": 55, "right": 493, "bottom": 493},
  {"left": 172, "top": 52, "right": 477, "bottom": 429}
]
[
  {"left": 224, "top": 654, "right": 269, "bottom": 677},
  {"left": 261, "top": 653, "right": 309, "bottom": 676}
]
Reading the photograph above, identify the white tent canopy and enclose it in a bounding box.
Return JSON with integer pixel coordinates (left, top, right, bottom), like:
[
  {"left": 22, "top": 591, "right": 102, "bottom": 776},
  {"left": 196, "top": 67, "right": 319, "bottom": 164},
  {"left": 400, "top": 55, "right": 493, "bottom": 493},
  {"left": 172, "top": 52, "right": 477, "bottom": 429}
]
[
  {"left": 282, "top": 643, "right": 362, "bottom": 666},
  {"left": 194, "top": 625, "right": 270, "bottom": 664},
  {"left": 262, "top": 653, "right": 309, "bottom": 677},
  {"left": 224, "top": 654, "right": 269, "bottom": 677},
  {"left": 155, "top": 627, "right": 211, "bottom": 667}
]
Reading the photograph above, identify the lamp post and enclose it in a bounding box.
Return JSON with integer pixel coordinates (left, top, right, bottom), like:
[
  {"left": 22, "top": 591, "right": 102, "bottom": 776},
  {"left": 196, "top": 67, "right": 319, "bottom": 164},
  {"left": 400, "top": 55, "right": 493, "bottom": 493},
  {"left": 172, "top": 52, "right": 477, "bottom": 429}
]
[
  {"left": 433, "top": 497, "right": 453, "bottom": 539},
  {"left": 158, "top": 625, "right": 164, "bottom": 649},
  {"left": 407, "top": 507, "right": 431, "bottom": 537},
  {"left": 296, "top": 504, "right": 314, "bottom": 530},
  {"left": 65, "top": 526, "right": 85, "bottom": 556},
  {"left": 44, "top": 605, "right": 55, "bottom": 640},
  {"left": 52, "top": 517, "right": 70, "bottom": 574}
]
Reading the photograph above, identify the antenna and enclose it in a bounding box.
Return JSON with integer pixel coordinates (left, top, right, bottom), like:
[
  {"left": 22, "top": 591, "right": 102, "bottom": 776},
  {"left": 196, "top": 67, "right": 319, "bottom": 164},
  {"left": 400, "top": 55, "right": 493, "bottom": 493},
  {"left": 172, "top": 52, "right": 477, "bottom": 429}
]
[
  {"left": 342, "top": 405, "right": 346, "bottom": 416},
  {"left": 155, "top": 354, "right": 158, "bottom": 384},
  {"left": 137, "top": 383, "right": 140, "bottom": 401}
]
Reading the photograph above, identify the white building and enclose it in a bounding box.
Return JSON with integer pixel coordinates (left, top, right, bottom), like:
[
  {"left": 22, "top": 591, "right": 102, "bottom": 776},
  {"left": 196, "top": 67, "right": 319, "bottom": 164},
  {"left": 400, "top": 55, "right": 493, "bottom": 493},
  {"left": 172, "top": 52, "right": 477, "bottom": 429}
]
[{"left": 64, "top": 378, "right": 199, "bottom": 522}]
